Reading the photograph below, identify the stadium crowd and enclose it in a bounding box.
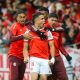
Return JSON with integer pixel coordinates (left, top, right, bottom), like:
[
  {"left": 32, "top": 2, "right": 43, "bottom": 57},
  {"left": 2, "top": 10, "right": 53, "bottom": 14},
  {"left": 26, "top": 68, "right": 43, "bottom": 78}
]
[
  {"left": 0, "top": 0, "right": 80, "bottom": 80},
  {"left": 0, "top": 0, "right": 80, "bottom": 49}
]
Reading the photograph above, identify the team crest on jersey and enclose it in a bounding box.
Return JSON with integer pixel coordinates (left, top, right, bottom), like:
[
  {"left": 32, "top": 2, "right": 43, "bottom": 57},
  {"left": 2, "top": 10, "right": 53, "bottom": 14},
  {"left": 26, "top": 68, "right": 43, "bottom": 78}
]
[{"left": 13, "top": 62, "right": 17, "bottom": 66}]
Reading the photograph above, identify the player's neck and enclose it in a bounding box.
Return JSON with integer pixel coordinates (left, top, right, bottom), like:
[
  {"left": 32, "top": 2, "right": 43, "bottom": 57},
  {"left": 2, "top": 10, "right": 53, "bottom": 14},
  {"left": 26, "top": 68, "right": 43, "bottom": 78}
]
[
  {"left": 17, "top": 22, "right": 24, "bottom": 26},
  {"left": 34, "top": 24, "right": 43, "bottom": 30}
]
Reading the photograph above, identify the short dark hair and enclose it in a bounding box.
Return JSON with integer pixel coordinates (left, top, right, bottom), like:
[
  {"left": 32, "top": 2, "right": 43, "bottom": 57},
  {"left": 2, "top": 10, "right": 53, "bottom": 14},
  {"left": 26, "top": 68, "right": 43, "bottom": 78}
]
[
  {"left": 32, "top": 12, "right": 44, "bottom": 23},
  {"left": 16, "top": 9, "right": 25, "bottom": 15},
  {"left": 15, "top": 9, "right": 26, "bottom": 18},
  {"left": 49, "top": 13, "right": 58, "bottom": 19},
  {"left": 38, "top": 7, "right": 49, "bottom": 13}
]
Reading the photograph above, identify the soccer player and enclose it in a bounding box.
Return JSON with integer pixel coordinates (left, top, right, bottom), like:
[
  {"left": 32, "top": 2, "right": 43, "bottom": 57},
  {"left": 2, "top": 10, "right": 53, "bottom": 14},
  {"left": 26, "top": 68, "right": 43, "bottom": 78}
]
[
  {"left": 44, "top": 13, "right": 72, "bottom": 80},
  {"left": 8, "top": 10, "right": 32, "bottom": 80},
  {"left": 23, "top": 12, "right": 55, "bottom": 80}
]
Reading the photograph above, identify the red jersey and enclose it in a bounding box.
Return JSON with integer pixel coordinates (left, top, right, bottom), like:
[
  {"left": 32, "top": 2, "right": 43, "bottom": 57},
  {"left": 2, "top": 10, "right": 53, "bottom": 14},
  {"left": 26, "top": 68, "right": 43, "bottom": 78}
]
[
  {"left": 8, "top": 22, "right": 27, "bottom": 60},
  {"left": 51, "top": 32, "right": 61, "bottom": 56},
  {"left": 45, "top": 23, "right": 67, "bottom": 56},
  {"left": 25, "top": 28, "right": 53, "bottom": 59}
]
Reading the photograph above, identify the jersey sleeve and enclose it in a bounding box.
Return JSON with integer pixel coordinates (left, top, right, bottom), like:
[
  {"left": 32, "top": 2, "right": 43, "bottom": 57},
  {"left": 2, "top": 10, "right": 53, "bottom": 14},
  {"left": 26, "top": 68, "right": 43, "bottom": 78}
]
[
  {"left": 24, "top": 30, "right": 30, "bottom": 42},
  {"left": 47, "top": 31, "right": 53, "bottom": 40}
]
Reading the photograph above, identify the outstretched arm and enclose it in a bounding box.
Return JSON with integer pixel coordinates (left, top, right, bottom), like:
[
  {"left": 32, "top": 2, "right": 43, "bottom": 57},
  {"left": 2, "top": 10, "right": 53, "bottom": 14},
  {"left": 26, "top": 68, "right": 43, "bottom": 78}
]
[{"left": 10, "top": 30, "right": 32, "bottom": 42}]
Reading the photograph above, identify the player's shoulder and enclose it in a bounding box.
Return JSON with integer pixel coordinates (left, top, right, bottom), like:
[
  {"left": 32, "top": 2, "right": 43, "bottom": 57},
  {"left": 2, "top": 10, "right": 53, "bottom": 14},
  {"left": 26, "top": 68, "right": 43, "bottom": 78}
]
[{"left": 10, "top": 22, "right": 18, "bottom": 29}]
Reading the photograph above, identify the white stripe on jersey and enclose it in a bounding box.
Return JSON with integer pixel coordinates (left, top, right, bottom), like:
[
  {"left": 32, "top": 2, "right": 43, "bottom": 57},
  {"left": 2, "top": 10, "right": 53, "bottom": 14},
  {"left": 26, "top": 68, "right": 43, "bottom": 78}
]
[{"left": 47, "top": 31, "right": 53, "bottom": 40}]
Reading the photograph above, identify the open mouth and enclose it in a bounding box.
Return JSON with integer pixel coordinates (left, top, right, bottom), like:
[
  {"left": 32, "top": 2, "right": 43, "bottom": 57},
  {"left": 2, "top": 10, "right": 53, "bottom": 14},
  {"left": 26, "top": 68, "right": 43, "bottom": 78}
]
[{"left": 20, "top": 21, "right": 25, "bottom": 23}]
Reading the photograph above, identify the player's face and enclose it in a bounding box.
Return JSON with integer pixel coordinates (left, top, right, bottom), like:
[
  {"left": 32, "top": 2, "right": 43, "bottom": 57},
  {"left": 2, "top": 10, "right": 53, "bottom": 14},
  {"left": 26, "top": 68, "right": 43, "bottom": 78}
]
[
  {"left": 16, "top": 13, "right": 26, "bottom": 25},
  {"left": 35, "top": 15, "right": 45, "bottom": 28},
  {"left": 48, "top": 17, "right": 58, "bottom": 27}
]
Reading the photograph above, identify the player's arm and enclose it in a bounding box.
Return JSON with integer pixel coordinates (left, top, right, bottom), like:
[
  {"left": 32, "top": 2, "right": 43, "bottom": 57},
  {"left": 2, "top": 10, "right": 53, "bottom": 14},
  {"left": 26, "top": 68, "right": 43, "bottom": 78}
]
[
  {"left": 9, "top": 23, "right": 32, "bottom": 42},
  {"left": 10, "top": 31, "right": 24, "bottom": 42},
  {"left": 23, "top": 41, "right": 29, "bottom": 63},
  {"left": 10, "top": 29, "right": 32, "bottom": 42},
  {"left": 49, "top": 40, "right": 55, "bottom": 57},
  {"left": 59, "top": 34, "right": 72, "bottom": 63},
  {"left": 9, "top": 24, "right": 24, "bottom": 42},
  {"left": 48, "top": 31, "right": 55, "bottom": 64},
  {"left": 59, "top": 34, "right": 68, "bottom": 56}
]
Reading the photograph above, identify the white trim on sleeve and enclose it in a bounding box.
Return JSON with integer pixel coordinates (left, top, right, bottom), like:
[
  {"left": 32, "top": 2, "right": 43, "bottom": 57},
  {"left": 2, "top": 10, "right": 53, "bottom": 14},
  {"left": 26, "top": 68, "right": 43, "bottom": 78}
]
[
  {"left": 24, "top": 30, "right": 30, "bottom": 34},
  {"left": 47, "top": 31, "right": 53, "bottom": 40}
]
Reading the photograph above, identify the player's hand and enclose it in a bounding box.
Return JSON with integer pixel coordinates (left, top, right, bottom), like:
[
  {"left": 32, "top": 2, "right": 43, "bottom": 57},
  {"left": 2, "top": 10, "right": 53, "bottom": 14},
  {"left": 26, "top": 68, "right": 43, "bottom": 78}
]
[
  {"left": 65, "top": 54, "right": 72, "bottom": 64},
  {"left": 23, "top": 31, "right": 32, "bottom": 40},
  {"left": 24, "top": 57, "right": 29, "bottom": 64},
  {"left": 48, "top": 57, "right": 55, "bottom": 65}
]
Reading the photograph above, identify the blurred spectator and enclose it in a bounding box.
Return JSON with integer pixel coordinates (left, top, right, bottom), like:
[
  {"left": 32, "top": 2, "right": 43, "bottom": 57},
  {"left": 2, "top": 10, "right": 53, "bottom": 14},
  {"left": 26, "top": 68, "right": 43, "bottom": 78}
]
[
  {"left": 26, "top": 1, "right": 36, "bottom": 20},
  {"left": 48, "top": 2, "right": 56, "bottom": 13},
  {"left": 36, "top": 7, "right": 49, "bottom": 20},
  {"left": 0, "top": 0, "right": 80, "bottom": 49},
  {"left": 74, "top": 28, "right": 80, "bottom": 49},
  {"left": 0, "top": 26, "right": 10, "bottom": 48},
  {"left": 62, "top": 15, "right": 76, "bottom": 47}
]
